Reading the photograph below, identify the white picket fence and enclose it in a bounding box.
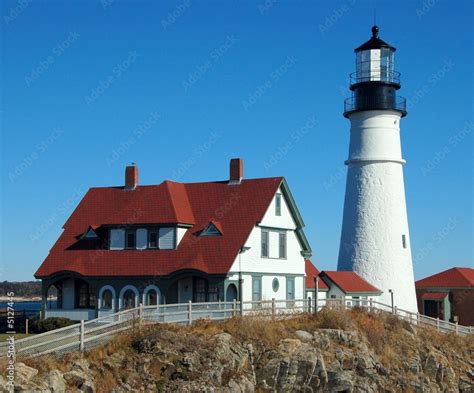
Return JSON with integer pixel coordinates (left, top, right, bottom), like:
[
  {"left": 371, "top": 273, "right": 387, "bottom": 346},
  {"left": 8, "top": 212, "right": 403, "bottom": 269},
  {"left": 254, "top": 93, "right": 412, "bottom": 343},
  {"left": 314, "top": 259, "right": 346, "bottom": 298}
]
[{"left": 1, "top": 298, "right": 472, "bottom": 358}]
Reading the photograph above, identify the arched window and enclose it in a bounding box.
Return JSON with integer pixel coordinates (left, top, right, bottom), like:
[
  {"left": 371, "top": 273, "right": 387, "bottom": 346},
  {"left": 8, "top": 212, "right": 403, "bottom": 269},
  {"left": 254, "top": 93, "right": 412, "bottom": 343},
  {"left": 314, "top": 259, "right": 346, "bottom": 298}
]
[
  {"left": 146, "top": 290, "right": 157, "bottom": 306},
  {"left": 123, "top": 290, "right": 136, "bottom": 309},
  {"left": 143, "top": 285, "right": 161, "bottom": 306},
  {"left": 47, "top": 284, "right": 59, "bottom": 310},
  {"left": 102, "top": 289, "right": 113, "bottom": 309}
]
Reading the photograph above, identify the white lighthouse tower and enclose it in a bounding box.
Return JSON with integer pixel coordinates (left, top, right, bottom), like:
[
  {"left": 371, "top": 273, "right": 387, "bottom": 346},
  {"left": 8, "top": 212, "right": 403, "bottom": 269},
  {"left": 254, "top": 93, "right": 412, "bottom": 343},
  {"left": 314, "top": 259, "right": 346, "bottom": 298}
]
[{"left": 337, "top": 26, "right": 418, "bottom": 313}]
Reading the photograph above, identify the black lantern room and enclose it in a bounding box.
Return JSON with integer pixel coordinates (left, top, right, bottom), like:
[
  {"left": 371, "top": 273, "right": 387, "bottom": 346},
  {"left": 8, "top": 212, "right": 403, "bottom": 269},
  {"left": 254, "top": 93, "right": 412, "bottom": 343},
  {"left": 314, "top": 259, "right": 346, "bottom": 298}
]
[{"left": 344, "top": 26, "right": 407, "bottom": 117}]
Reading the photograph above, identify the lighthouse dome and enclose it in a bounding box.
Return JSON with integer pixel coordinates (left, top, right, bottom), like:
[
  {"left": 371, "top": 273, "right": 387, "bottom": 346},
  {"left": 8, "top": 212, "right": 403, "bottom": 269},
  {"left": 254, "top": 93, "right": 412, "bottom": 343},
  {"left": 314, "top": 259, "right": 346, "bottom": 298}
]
[{"left": 355, "top": 25, "right": 396, "bottom": 52}]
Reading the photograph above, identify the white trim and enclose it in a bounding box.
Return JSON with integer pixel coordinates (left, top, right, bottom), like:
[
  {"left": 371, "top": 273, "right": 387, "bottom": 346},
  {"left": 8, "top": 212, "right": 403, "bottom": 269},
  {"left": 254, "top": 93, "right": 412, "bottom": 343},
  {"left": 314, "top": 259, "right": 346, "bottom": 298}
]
[
  {"left": 142, "top": 285, "right": 161, "bottom": 306},
  {"left": 119, "top": 285, "right": 140, "bottom": 309},
  {"left": 98, "top": 285, "right": 116, "bottom": 311}
]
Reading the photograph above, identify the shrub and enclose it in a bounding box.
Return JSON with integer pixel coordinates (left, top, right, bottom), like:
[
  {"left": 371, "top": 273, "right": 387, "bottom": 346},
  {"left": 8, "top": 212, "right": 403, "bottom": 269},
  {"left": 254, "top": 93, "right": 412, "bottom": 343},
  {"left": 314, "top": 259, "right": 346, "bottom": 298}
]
[
  {"left": 30, "top": 317, "right": 75, "bottom": 333},
  {"left": 314, "top": 307, "right": 354, "bottom": 330}
]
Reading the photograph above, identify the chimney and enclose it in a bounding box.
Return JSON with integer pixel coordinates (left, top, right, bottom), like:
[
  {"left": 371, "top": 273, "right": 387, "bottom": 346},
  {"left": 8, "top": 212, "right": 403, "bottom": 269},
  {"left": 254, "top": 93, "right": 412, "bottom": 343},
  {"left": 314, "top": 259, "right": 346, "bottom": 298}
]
[
  {"left": 125, "top": 163, "right": 138, "bottom": 190},
  {"left": 229, "top": 158, "right": 243, "bottom": 184}
]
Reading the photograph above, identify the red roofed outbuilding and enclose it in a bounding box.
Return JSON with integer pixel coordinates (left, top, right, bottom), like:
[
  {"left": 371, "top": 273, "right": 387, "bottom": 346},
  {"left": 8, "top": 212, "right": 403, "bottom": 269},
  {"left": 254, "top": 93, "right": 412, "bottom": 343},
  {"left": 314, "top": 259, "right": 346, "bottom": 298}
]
[
  {"left": 304, "top": 260, "right": 328, "bottom": 301},
  {"left": 319, "top": 270, "right": 382, "bottom": 307},
  {"left": 415, "top": 267, "right": 474, "bottom": 325}
]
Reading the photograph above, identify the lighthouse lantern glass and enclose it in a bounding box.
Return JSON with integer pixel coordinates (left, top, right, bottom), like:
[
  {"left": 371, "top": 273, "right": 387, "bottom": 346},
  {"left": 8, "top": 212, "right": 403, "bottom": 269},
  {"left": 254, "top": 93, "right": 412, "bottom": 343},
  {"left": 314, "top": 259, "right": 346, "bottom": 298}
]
[{"left": 356, "top": 47, "right": 395, "bottom": 83}]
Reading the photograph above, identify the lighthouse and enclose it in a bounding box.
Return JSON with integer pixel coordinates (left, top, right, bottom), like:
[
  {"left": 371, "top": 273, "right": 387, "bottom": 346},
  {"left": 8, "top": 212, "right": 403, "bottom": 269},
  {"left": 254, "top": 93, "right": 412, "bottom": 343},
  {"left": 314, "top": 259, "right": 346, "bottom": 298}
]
[{"left": 337, "top": 26, "right": 418, "bottom": 312}]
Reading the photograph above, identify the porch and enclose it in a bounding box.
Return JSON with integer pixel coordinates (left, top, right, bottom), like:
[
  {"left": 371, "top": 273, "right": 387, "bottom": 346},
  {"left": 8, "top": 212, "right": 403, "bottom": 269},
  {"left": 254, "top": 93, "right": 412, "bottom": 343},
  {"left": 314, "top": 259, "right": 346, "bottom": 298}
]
[{"left": 41, "top": 271, "right": 231, "bottom": 321}]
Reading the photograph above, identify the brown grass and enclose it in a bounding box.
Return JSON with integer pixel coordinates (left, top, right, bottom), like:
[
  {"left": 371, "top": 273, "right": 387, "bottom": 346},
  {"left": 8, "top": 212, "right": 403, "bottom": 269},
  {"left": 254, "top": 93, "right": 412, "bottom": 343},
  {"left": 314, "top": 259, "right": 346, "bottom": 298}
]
[{"left": 10, "top": 307, "right": 473, "bottom": 393}]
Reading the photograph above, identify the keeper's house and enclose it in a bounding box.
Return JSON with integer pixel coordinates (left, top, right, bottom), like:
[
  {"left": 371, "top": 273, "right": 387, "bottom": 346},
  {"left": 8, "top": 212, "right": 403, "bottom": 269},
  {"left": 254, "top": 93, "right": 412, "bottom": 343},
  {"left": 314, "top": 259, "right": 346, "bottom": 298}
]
[{"left": 35, "top": 159, "right": 315, "bottom": 320}]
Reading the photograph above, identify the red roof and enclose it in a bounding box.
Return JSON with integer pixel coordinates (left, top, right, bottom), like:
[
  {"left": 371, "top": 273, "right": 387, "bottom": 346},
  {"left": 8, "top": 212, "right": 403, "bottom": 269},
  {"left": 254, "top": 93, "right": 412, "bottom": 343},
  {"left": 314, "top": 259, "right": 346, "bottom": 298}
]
[
  {"left": 305, "top": 260, "right": 328, "bottom": 290},
  {"left": 421, "top": 292, "right": 448, "bottom": 300},
  {"left": 416, "top": 267, "right": 474, "bottom": 289},
  {"left": 35, "top": 177, "right": 285, "bottom": 278},
  {"left": 320, "top": 271, "right": 382, "bottom": 294}
]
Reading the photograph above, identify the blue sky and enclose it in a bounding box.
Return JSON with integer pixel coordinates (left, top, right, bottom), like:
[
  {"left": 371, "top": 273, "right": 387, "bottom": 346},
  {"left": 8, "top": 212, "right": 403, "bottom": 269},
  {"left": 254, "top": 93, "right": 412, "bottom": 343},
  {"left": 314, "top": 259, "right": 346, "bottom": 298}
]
[{"left": 1, "top": 0, "right": 472, "bottom": 281}]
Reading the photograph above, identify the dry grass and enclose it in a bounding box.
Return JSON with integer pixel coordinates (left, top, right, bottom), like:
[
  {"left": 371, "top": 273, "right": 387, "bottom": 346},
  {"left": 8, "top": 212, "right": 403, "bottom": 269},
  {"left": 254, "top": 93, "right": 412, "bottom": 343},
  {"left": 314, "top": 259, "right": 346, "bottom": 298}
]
[{"left": 9, "top": 307, "right": 473, "bottom": 393}]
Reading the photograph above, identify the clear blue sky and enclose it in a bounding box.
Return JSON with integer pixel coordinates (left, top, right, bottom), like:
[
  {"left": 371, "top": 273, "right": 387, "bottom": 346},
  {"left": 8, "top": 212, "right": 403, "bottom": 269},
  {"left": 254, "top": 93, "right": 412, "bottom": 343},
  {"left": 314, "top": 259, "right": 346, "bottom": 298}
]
[{"left": 1, "top": 0, "right": 472, "bottom": 281}]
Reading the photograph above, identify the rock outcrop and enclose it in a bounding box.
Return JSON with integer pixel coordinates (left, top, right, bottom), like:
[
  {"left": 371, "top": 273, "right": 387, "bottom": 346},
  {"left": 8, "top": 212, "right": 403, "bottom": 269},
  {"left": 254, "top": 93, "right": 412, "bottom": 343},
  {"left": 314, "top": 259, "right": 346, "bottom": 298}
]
[{"left": 2, "top": 309, "right": 473, "bottom": 392}]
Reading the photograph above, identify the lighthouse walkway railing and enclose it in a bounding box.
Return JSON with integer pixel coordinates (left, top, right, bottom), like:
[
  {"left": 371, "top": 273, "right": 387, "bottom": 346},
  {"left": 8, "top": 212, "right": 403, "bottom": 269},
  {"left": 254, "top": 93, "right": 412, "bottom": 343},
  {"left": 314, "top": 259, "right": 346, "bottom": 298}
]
[{"left": 2, "top": 298, "right": 472, "bottom": 358}]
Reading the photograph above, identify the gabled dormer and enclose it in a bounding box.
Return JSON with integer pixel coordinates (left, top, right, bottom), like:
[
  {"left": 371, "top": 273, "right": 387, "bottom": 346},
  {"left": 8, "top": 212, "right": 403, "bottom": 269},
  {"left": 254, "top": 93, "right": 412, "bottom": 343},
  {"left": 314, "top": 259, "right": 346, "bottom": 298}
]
[
  {"left": 109, "top": 225, "right": 190, "bottom": 251},
  {"left": 200, "top": 221, "right": 223, "bottom": 237},
  {"left": 81, "top": 225, "right": 99, "bottom": 240}
]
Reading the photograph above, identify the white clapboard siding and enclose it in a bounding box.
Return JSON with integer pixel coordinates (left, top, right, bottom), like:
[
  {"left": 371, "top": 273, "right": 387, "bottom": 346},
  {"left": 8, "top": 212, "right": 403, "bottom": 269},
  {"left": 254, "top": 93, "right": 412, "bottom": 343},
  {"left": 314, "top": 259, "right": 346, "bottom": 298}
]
[{"left": 159, "top": 227, "right": 176, "bottom": 249}]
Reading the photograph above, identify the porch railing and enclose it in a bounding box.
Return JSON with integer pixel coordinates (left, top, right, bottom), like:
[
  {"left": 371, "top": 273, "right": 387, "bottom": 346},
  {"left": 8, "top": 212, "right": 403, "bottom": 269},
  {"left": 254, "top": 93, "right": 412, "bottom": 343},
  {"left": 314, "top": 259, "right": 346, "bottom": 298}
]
[{"left": 1, "top": 298, "right": 472, "bottom": 358}]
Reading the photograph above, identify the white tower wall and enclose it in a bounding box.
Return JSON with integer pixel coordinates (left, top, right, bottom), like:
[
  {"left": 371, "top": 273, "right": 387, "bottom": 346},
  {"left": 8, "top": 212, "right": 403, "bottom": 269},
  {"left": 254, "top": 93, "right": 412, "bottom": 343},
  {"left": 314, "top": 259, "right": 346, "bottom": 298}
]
[{"left": 338, "top": 110, "right": 418, "bottom": 312}]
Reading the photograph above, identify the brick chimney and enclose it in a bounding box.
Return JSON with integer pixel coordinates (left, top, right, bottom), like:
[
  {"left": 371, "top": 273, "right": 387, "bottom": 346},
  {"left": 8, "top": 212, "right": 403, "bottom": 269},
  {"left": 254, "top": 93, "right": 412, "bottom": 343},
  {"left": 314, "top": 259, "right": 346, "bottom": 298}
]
[
  {"left": 229, "top": 158, "right": 243, "bottom": 184},
  {"left": 125, "top": 163, "right": 138, "bottom": 190}
]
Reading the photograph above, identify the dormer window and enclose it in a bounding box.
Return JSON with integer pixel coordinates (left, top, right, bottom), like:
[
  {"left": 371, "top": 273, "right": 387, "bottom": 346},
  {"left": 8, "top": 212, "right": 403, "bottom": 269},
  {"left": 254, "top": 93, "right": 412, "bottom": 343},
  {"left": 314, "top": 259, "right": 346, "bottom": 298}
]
[
  {"left": 148, "top": 230, "right": 159, "bottom": 249},
  {"left": 200, "top": 222, "right": 222, "bottom": 237},
  {"left": 109, "top": 226, "right": 179, "bottom": 250},
  {"left": 125, "top": 229, "right": 136, "bottom": 249},
  {"left": 82, "top": 226, "right": 99, "bottom": 239}
]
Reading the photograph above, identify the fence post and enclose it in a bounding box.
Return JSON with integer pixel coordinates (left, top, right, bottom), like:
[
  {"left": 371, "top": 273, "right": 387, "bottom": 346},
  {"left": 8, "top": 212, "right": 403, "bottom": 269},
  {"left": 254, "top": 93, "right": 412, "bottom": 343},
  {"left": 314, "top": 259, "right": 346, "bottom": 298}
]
[
  {"left": 188, "top": 301, "right": 192, "bottom": 326},
  {"left": 233, "top": 299, "right": 237, "bottom": 317},
  {"left": 272, "top": 298, "right": 276, "bottom": 321},
  {"left": 369, "top": 298, "right": 373, "bottom": 312},
  {"left": 455, "top": 321, "right": 458, "bottom": 335},
  {"left": 80, "top": 320, "right": 85, "bottom": 352},
  {"left": 436, "top": 317, "right": 440, "bottom": 332},
  {"left": 25, "top": 319, "right": 29, "bottom": 336},
  {"left": 138, "top": 304, "right": 144, "bottom": 328},
  {"left": 308, "top": 297, "right": 312, "bottom": 314}
]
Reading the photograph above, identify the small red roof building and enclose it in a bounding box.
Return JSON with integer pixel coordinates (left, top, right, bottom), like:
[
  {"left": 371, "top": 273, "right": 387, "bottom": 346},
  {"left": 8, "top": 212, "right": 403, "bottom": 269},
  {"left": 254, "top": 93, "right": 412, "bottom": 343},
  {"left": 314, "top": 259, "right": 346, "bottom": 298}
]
[
  {"left": 415, "top": 267, "right": 474, "bottom": 325},
  {"left": 319, "top": 271, "right": 382, "bottom": 294},
  {"left": 415, "top": 267, "right": 474, "bottom": 289}
]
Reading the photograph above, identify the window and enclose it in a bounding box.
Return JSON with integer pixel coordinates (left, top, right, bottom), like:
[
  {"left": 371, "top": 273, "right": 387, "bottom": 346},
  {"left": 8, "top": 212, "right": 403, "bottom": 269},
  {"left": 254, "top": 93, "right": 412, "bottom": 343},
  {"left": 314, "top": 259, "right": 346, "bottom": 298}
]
[
  {"left": 208, "top": 285, "right": 219, "bottom": 302},
  {"left": 147, "top": 290, "right": 158, "bottom": 306},
  {"left": 261, "top": 229, "right": 286, "bottom": 259},
  {"left": 102, "top": 290, "right": 113, "bottom": 309},
  {"left": 272, "top": 278, "right": 279, "bottom": 292},
  {"left": 252, "top": 276, "right": 262, "bottom": 305},
  {"left": 194, "top": 278, "right": 207, "bottom": 303},
  {"left": 149, "top": 230, "right": 159, "bottom": 249},
  {"left": 126, "top": 229, "right": 136, "bottom": 249},
  {"left": 279, "top": 232, "right": 287, "bottom": 259},
  {"left": 286, "top": 277, "right": 295, "bottom": 307},
  {"left": 123, "top": 290, "right": 136, "bottom": 309},
  {"left": 275, "top": 194, "right": 282, "bottom": 216},
  {"left": 83, "top": 228, "right": 98, "bottom": 239},
  {"left": 77, "top": 282, "right": 90, "bottom": 308},
  {"left": 261, "top": 230, "right": 269, "bottom": 257},
  {"left": 110, "top": 228, "right": 125, "bottom": 250},
  {"left": 402, "top": 234, "right": 407, "bottom": 249},
  {"left": 159, "top": 227, "right": 176, "bottom": 250},
  {"left": 201, "top": 223, "right": 221, "bottom": 236}
]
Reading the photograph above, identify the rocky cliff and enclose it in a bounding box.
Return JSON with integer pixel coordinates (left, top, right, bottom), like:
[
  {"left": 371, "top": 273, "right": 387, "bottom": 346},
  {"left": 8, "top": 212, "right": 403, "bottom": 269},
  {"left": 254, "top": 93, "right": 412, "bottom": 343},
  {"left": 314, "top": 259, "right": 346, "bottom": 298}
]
[{"left": 1, "top": 308, "right": 473, "bottom": 392}]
